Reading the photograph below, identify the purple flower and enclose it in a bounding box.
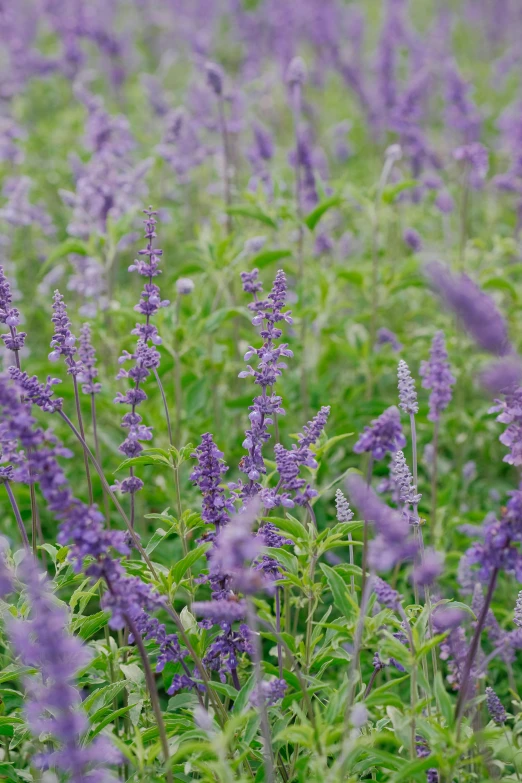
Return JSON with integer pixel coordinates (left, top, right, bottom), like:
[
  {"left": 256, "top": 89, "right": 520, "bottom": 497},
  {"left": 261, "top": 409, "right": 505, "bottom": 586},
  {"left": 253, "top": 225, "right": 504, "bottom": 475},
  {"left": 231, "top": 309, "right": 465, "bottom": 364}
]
[
  {"left": 425, "top": 262, "right": 511, "bottom": 356},
  {"left": 490, "top": 388, "right": 522, "bottom": 466},
  {"left": 354, "top": 405, "right": 406, "bottom": 460},
  {"left": 0, "top": 266, "right": 26, "bottom": 355},
  {"left": 286, "top": 56, "right": 307, "bottom": 87},
  {"left": 205, "top": 61, "right": 224, "bottom": 96},
  {"left": 420, "top": 331, "right": 455, "bottom": 421},
  {"left": 373, "top": 576, "right": 402, "bottom": 610},
  {"left": 208, "top": 500, "right": 263, "bottom": 595},
  {"left": 485, "top": 687, "right": 507, "bottom": 724},
  {"left": 375, "top": 327, "right": 402, "bottom": 353},
  {"left": 335, "top": 489, "right": 353, "bottom": 522},
  {"left": 462, "top": 487, "right": 522, "bottom": 581},
  {"left": 77, "top": 323, "right": 101, "bottom": 395},
  {"left": 8, "top": 368, "right": 63, "bottom": 413},
  {"left": 515, "top": 590, "right": 522, "bottom": 628},
  {"left": 403, "top": 228, "right": 422, "bottom": 251},
  {"left": 6, "top": 554, "right": 120, "bottom": 781},
  {"left": 48, "top": 291, "right": 82, "bottom": 375},
  {"left": 236, "top": 269, "right": 293, "bottom": 501},
  {"left": 116, "top": 207, "right": 168, "bottom": 492},
  {"left": 392, "top": 450, "right": 421, "bottom": 507},
  {"left": 191, "top": 433, "right": 235, "bottom": 530},
  {"left": 444, "top": 61, "right": 481, "bottom": 143},
  {"left": 397, "top": 360, "right": 418, "bottom": 415},
  {"left": 453, "top": 142, "right": 489, "bottom": 189},
  {"left": 434, "top": 190, "right": 454, "bottom": 214},
  {"left": 192, "top": 600, "right": 247, "bottom": 624},
  {"left": 250, "top": 678, "right": 287, "bottom": 707},
  {"left": 432, "top": 607, "right": 467, "bottom": 633},
  {"left": 480, "top": 357, "right": 522, "bottom": 395},
  {"left": 412, "top": 549, "right": 444, "bottom": 587}
]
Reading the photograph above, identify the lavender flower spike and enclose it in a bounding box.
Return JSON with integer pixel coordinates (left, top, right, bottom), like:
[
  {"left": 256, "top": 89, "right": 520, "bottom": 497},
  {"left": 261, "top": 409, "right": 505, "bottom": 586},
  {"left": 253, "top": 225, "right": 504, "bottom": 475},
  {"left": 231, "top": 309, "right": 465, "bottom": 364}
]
[
  {"left": 485, "top": 687, "right": 507, "bottom": 724},
  {"left": 515, "top": 591, "right": 522, "bottom": 627},
  {"left": 425, "top": 262, "right": 511, "bottom": 356},
  {"left": 7, "top": 554, "right": 120, "bottom": 781},
  {"left": 397, "top": 360, "right": 418, "bottom": 415},
  {"left": 49, "top": 290, "right": 82, "bottom": 375},
  {"left": 335, "top": 488, "right": 353, "bottom": 522},
  {"left": 420, "top": 332, "right": 455, "bottom": 422},
  {"left": 354, "top": 405, "right": 406, "bottom": 461},
  {"left": 392, "top": 450, "right": 421, "bottom": 507},
  {"left": 0, "top": 266, "right": 26, "bottom": 357},
  {"left": 78, "top": 323, "right": 101, "bottom": 395}
]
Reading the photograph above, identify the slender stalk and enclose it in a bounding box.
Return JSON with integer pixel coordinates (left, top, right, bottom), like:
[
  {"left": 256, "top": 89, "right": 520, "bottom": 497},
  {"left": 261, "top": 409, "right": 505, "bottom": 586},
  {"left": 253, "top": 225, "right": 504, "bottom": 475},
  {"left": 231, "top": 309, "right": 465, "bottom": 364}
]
[
  {"left": 360, "top": 455, "right": 374, "bottom": 597},
  {"left": 455, "top": 568, "right": 499, "bottom": 732},
  {"left": 126, "top": 615, "right": 173, "bottom": 783},
  {"left": 348, "top": 533, "right": 355, "bottom": 597},
  {"left": 72, "top": 376, "right": 93, "bottom": 505},
  {"left": 4, "top": 480, "right": 29, "bottom": 549},
  {"left": 217, "top": 95, "right": 233, "bottom": 235},
  {"left": 431, "top": 421, "right": 439, "bottom": 542},
  {"left": 153, "top": 367, "right": 173, "bottom": 446},
  {"left": 275, "top": 587, "right": 283, "bottom": 678},
  {"left": 173, "top": 296, "right": 183, "bottom": 448},
  {"left": 246, "top": 599, "right": 275, "bottom": 783},
  {"left": 57, "top": 410, "right": 157, "bottom": 577},
  {"left": 363, "top": 667, "right": 380, "bottom": 699},
  {"left": 346, "top": 575, "right": 373, "bottom": 717},
  {"left": 398, "top": 604, "right": 417, "bottom": 759},
  {"left": 90, "top": 393, "right": 110, "bottom": 525}
]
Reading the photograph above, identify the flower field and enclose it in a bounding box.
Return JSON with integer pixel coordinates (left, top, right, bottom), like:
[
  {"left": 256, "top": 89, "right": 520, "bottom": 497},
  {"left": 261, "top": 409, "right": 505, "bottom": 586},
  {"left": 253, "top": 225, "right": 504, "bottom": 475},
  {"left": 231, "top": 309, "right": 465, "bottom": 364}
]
[{"left": 1, "top": 1, "right": 522, "bottom": 781}]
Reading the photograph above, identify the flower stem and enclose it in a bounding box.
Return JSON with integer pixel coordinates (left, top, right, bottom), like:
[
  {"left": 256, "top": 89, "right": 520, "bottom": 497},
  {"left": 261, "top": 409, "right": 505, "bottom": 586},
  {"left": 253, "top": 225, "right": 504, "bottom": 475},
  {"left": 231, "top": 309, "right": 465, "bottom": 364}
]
[
  {"left": 3, "top": 480, "right": 29, "bottom": 549},
  {"left": 360, "top": 455, "right": 374, "bottom": 598},
  {"left": 72, "top": 375, "right": 93, "bottom": 505},
  {"left": 398, "top": 604, "right": 417, "bottom": 759},
  {"left": 58, "top": 410, "right": 157, "bottom": 577},
  {"left": 275, "top": 586, "right": 283, "bottom": 679},
  {"left": 153, "top": 367, "right": 173, "bottom": 446},
  {"left": 346, "top": 574, "right": 373, "bottom": 717},
  {"left": 246, "top": 598, "right": 275, "bottom": 783},
  {"left": 455, "top": 567, "right": 499, "bottom": 732},
  {"left": 431, "top": 420, "right": 439, "bottom": 541},
  {"left": 125, "top": 615, "right": 173, "bottom": 783}
]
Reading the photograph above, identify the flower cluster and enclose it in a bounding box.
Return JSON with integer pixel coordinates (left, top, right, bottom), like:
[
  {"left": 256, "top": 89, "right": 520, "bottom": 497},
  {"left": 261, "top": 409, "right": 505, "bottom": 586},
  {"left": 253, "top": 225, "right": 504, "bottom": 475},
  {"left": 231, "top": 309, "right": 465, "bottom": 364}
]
[
  {"left": 420, "top": 331, "right": 455, "bottom": 422},
  {"left": 114, "top": 207, "right": 169, "bottom": 494},
  {"left": 354, "top": 405, "right": 406, "bottom": 461},
  {"left": 397, "top": 360, "right": 418, "bottom": 415},
  {"left": 78, "top": 323, "right": 101, "bottom": 395},
  {"left": 0, "top": 265, "right": 26, "bottom": 356},
  {"left": 48, "top": 290, "right": 82, "bottom": 374}
]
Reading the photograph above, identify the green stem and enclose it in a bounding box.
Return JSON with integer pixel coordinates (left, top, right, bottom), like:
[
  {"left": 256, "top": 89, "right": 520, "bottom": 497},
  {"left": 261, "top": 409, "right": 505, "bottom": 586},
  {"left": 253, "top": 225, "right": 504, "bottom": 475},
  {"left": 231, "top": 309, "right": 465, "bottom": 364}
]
[
  {"left": 72, "top": 375, "right": 93, "bottom": 505},
  {"left": 246, "top": 599, "right": 275, "bottom": 783},
  {"left": 4, "top": 480, "right": 29, "bottom": 549}
]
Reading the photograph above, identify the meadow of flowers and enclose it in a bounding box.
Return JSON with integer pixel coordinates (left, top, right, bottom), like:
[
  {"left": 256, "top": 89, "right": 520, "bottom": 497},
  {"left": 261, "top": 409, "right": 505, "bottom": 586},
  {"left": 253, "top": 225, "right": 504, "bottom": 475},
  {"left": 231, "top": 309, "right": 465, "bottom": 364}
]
[{"left": 3, "top": 1, "right": 522, "bottom": 781}]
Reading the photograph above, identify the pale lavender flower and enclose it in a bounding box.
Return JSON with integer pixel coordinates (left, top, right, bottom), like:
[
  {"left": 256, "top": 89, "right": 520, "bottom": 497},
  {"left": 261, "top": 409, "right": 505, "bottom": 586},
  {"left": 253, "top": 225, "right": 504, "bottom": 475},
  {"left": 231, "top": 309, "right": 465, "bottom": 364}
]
[
  {"left": 392, "top": 451, "right": 421, "bottom": 507},
  {"left": 77, "top": 323, "right": 101, "bottom": 395},
  {"left": 420, "top": 331, "right": 455, "bottom": 421},
  {"left": 515, "top": 591, "right": 522, "bottom": 628},
  {"left": 335, "top": 488, "right": 353, "bottom": 522},
  {"left": 373, "top": 576, "right": 401, "bottom": 610},
  {"left": 48, "top": 291, "right": 81, "bottom": 375},
  {"left": 425, "top": 263, "right": 511, "bottom": 356},
  {"left": 412, "top": 549, "right": 444, "bottom": 587},
  {"left": 375, "top": 328, "right": 402, "bottom": 352},
  {"left": 453, "top": 142, "right": 489, "bottom": 189},
  {"left": 403, "top": 228, "right": 422, "bottom": 251},
  {"left": 489, "top": 388, "right": 522, "bottom": 466},
  {"left": 397, "top": 360, "right": 418, "bottom": 415},
  {"left": 480, "top": 357, "right": 522, "bottom": 395},
  {"left": 250, "top": 678, "right": 287, "bottom": 707}
]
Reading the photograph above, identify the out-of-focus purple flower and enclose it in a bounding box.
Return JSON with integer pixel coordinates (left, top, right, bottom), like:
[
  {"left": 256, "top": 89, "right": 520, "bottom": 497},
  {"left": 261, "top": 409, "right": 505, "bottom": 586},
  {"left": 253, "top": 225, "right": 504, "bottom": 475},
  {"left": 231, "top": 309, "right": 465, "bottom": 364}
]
[
  {"left": 431, "top": 607, "right": 468, "bottom": 633},
  {"left": 354, "top": 405, "right": 406, "bottom": 461},
  {"left": 290, "top": 129, "right": 319, "bottom": 212},
  {"left": 453, "top": 142, "right": 489, "bottom": 189},
  {"left": 286, "top": 56, "right": 307, "bottom": 87},
  {"left": 397, "top": 360, "right": 418, "bottom": 415},
  {"left": 350, "top": 702, "right": 368, "bottom": 727},
  {"left": 434, "top": 190, "right": 454, "bottom": 214},
  {"left": 444, "top": 61, "right": 482, "bottom": 143},
  {"left": 250, "top": 678, "right": 287, "bottom": 707},
  {"left": 6, "top": 554, "right": 120, "bottom": 780},
  {"left": 176, "top": 277, "right": 195, "bottom": 296},
  {"left": 403, "top": 228, "right": 422, "bottom": 251},
  {"left": 205, "top": 61, "right": 224, "bottom": 96},
  {"left": 247, "top": 123, "right": 274, "bottom": 196},
  {"left": 346, "top": 474, "right": 414, "bottom": 571},
  {"left": 375, "top": 328, "right": 402, "bottom": 353},
  {"left": 440, "top": 625, "right": 469, "bottom": 691},
  {"left": 77, "top": 323, "right": 101, "bottom": 395},
  {"left": 208, "top": 500, "right": 263, "bottom": 595},
  {"left": 191, "top": 433, "right": 235, "bottom": 530},
  {"left": 0, "top": 176, "right": 54, "bottom": 236},
  {"left": 485, "top": 687, "right": 507, "bottom": 724},
  {"left": 412, "top": 549, "right": 444, "bottom": 587},
  {"left": 373, "top": 576, "right": 402, "bottom": 610},
  {"left": 462, "top": 461, "right": 477, "bottom": 483},
  {"left": 192, "top": 600, "right": 247, "bottom": 624},
  {"left": 420, "top": 331, "right": 455, "bottom": 422},
  {"left": 480, "top": 357, "right": 522, "bottom": 395},
  {"left": 425, "top": 262, "right": 511, "bottom": 356}
]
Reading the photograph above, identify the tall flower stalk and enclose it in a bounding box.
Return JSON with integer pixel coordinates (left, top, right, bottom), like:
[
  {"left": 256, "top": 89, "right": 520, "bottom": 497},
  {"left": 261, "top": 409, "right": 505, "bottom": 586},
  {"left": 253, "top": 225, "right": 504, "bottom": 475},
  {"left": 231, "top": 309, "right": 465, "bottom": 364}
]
[
  {"left": 206, "top": 62, "right": 233, "bottom": 235},
  {"left": 115, "top": 207, "right": 169, "bottom": 527}
]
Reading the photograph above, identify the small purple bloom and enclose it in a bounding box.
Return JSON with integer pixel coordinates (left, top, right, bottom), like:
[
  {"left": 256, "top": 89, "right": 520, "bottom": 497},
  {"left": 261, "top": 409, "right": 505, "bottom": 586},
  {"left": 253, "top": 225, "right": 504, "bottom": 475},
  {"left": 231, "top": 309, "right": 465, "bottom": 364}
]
[
  {"left": 354, "top": 405, "right": 406, "bottom": 460},
  {"left": 420, "top": 331, "right": 455, "bottom": 422},
  {"left": 485, "top": 687, "right": 507, "bottom": 724},
  {"left": 397, "top": 360, "right": 418, "bottom": 415}
]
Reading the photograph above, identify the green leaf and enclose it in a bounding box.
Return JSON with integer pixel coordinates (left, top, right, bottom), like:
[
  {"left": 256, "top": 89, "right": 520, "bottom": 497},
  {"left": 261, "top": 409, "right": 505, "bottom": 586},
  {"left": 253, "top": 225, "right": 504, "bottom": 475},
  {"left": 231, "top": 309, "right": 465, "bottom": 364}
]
[
  {"left": 171, "top": 543, "right": 212, "bottom": 584},
  {"left": 389, "top": 755, "right": 436, "bottom": 782},
  {"left": 88, "top": 706, "right": 133, "bottom": 738},
  {"left": 320, "top": 564, "right": 354, "bottom": 619},
  {"left": 115, "top": 454, "right": 172, "bottom": 472},
  {"left": 232, "top": 673, "right": 256, "bottom": 713},
  {"left": 304, "top": 196, "right": 342, "bottom": 231},
  {"left": 434, "top": 671, "right": 454, "bottom": 726},
  {"left": 314, "top": 432, "right": 353, "bottom": 459},
  {"left": 265, "top": 516, "right": 308, "bottom": 543},
  {"left": 40, "top": 238, "right": 90, "bottom": 274},
  {"left": 168, "top": 693, "right": 199, "bottom": 712},
  {"left": 84, "top": 682, "right": 126, "bottom": 714},
  {"left": 73, "top": 611, "right": 110, "bottom": 640},
  {"left": 145, "top": 527, "right": 172, "bottom": 555},
  {"left": 226, "top": 205, "right": 278, "bottom": 228},
  {"left": 262, "top": 546, "right": 297, "bottom": 574},
  {"left": 203, "top": 307, "right": 250, "bottom": 334},
  {"left": 249, "top": 249, "right": 292, "bottom": 268},
  {"left": 381, "top": 179, "right": 418, "bottom": 204}
]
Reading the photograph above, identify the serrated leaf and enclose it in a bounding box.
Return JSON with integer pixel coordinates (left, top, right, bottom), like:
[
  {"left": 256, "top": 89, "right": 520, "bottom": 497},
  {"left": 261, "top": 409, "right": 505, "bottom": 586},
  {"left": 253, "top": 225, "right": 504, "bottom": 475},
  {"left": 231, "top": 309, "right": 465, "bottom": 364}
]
[{"left": 304, "top": 196, "right": 342, "bottom": 231}]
